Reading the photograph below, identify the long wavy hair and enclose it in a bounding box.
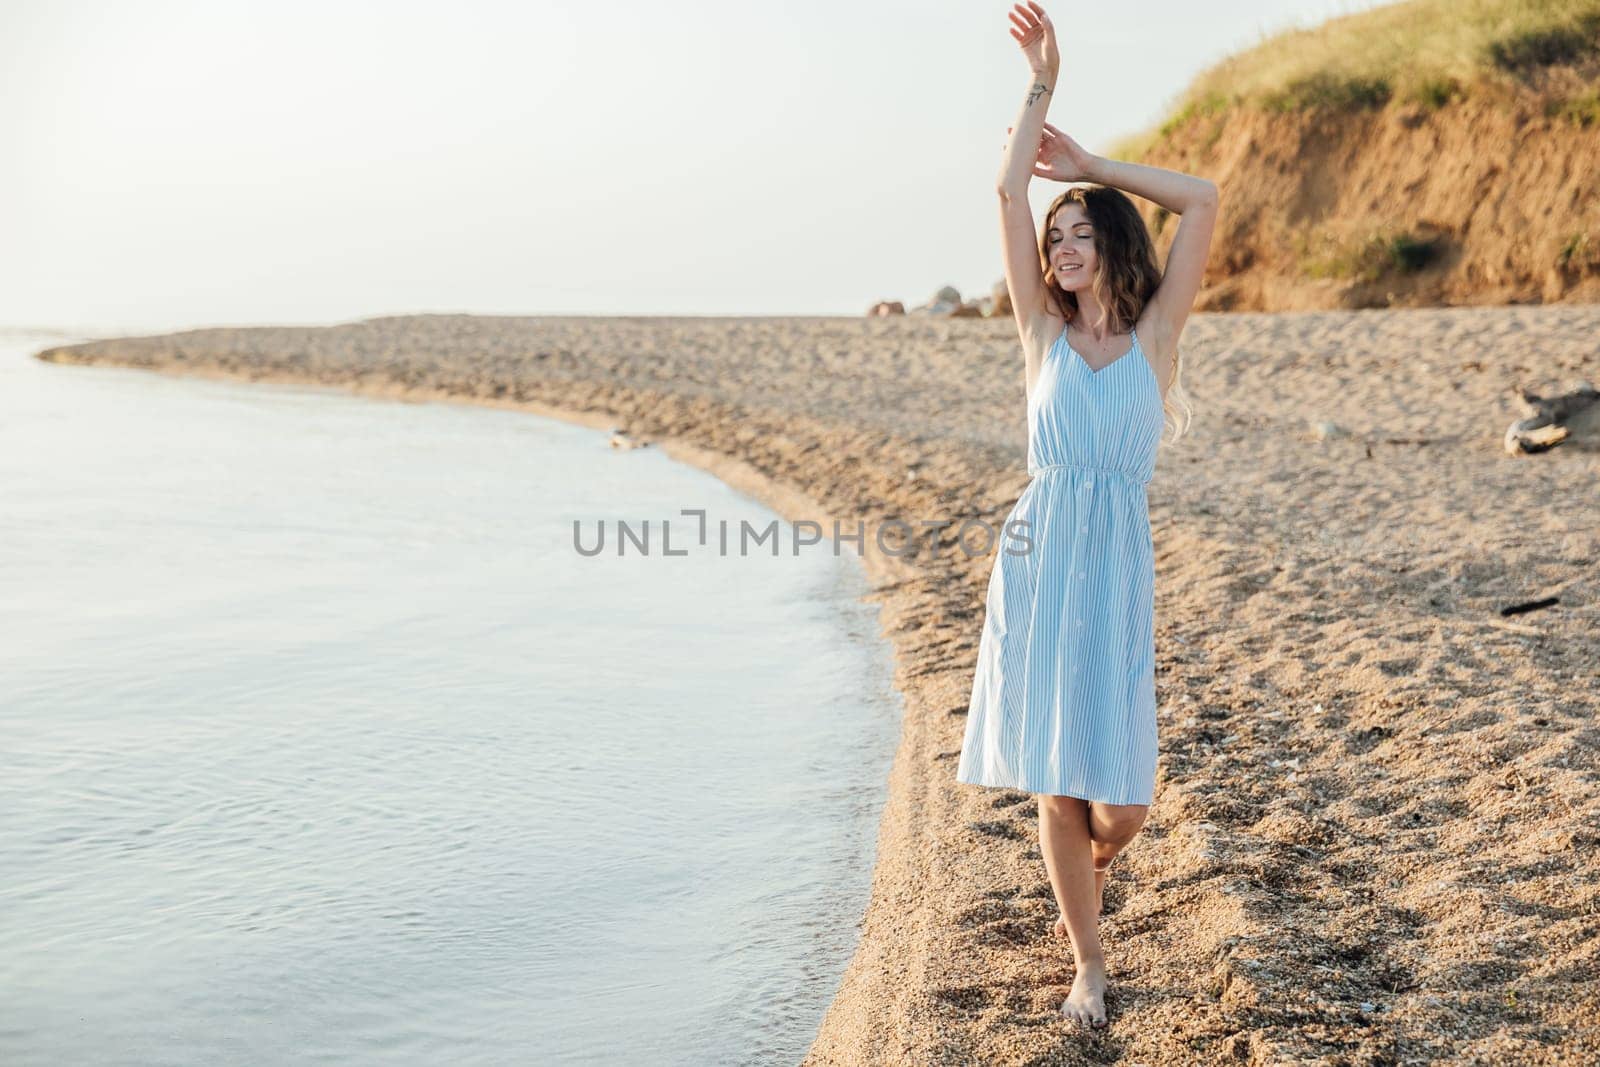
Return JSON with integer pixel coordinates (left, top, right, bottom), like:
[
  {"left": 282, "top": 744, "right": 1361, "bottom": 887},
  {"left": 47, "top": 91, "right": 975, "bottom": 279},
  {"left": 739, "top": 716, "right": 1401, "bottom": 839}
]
[{"left": 1039, "top": 184, "right": 1193, "bottom": 443}]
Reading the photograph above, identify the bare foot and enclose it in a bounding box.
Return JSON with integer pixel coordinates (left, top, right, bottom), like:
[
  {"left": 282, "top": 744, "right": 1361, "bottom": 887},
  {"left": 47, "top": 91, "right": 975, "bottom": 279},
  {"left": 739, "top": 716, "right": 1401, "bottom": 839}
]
[{"left": 1061, "top": 958, "right": 1109, "bottom": 1029}]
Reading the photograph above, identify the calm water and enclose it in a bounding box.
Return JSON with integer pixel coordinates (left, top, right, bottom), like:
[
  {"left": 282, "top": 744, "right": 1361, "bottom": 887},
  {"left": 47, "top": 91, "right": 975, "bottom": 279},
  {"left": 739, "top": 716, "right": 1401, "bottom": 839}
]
[{"left": 0, "top": 330, "right": 902, "bottom": 1066}]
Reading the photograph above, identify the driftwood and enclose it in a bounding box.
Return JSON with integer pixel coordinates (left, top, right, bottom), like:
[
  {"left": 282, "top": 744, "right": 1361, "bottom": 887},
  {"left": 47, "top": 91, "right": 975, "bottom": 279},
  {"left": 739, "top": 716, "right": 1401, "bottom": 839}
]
[
  {"left": 1501, "top": 596, "right": 1560, "bottom": 616},
  {"left": 1503, "top": 382, "right": 1600, "bottom": 454}
]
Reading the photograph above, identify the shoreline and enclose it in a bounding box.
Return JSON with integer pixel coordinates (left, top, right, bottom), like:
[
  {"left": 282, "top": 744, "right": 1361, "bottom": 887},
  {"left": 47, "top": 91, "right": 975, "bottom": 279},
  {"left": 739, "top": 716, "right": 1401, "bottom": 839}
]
[
  {"left": 33, "top": 310, "right": 1600, "bottom": 1063},
  {"left": 29, "top": 342, "right": 966, "bottom": 1061}
]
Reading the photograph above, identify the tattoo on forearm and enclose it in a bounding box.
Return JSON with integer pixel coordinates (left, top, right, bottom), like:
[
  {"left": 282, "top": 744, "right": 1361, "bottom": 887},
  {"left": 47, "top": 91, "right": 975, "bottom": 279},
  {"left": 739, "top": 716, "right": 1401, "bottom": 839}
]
[{"left": 1027, "top": 82, "right": 1050, "bottom": 107}]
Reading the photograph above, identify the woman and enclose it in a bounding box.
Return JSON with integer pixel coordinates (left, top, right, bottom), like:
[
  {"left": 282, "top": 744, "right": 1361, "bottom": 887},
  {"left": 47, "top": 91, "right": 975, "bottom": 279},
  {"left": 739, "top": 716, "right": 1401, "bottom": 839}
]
[{"left": 954, "top": 1, "right": 1217, "bottom": 1031}]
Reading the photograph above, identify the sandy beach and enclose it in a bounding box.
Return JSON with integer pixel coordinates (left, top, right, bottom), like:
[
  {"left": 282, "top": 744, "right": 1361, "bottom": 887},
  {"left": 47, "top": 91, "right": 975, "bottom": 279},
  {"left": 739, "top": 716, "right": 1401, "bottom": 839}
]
[{"left": 36, "top": 306, "right": 1600, "bottom": 1064}]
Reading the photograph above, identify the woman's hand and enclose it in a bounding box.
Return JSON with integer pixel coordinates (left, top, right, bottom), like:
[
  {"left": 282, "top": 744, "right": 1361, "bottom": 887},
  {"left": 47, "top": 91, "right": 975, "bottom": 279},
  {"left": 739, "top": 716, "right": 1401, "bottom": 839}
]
[
  {"left": 1001, "top": 121, "right": 1100, "bottom": 183},
  {"left": 1008, "top": 1, "right": 1059, "bottom": 78},
  {"left": 1034, "top": 121, "right": 1098, "bottom": 183}
]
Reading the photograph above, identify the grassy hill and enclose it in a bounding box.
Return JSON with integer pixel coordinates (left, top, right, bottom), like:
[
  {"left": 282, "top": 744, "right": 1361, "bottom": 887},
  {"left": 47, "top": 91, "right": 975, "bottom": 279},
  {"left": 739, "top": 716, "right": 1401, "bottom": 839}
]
[{"left": 1108, "top": 0, "right": 1600, "bottom": 310}]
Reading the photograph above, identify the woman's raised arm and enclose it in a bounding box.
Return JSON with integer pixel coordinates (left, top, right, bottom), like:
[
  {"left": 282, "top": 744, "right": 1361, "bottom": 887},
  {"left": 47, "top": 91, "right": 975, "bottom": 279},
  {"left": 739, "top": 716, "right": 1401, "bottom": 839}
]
[
  {"left": 1072, "top": 143, "right": 1219, "bottom": 352},
  {"left": 997, "top": 3, "right": 1063, "bottom": 368}
]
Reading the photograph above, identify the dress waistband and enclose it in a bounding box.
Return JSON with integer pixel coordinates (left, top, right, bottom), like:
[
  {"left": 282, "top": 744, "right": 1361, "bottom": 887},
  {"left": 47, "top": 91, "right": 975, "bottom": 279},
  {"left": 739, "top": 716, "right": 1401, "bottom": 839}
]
[{"left": 1028, "top": 462, "right": 1149, "bottom": 486}]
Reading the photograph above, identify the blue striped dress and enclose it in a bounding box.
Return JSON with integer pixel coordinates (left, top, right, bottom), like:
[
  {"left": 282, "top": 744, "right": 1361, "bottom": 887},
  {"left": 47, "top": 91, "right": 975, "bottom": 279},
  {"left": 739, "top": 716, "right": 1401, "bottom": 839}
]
[{"left": 956, "top": 323, "right": 1162, "bottom": 805}]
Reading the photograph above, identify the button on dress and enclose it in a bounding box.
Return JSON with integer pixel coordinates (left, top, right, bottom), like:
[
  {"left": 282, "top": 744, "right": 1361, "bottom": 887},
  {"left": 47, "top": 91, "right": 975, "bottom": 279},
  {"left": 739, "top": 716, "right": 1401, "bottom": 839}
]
[{"left": 956, "top": 324, "right": 1162, "bottom": 805}]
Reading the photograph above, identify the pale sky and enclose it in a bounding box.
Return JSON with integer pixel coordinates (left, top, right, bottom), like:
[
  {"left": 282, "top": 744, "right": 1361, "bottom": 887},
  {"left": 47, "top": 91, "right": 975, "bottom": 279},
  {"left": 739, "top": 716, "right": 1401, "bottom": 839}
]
[{"left": 3, "top": 0, "right": 1392, "bottom": 334}]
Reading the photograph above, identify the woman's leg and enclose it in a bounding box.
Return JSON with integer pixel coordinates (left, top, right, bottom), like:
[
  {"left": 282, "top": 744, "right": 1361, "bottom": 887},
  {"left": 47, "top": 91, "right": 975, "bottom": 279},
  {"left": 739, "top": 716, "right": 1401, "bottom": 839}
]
[
  {"left": 1087, "top": 802, "right": 1149, "bottom": 912},
  {"left": 1037, "top": 794, "right": 1107, "bottom": 1027},
  {"left": 1050, "top": 801, "right": 1150, "bottom": 921}
]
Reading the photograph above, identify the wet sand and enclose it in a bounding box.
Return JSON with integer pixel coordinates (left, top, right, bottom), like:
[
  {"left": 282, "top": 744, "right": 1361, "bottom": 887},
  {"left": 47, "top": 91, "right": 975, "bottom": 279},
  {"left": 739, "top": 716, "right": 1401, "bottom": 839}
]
[{"left": 36, "top": 306, "right": 1600, "bottom": 1064}]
